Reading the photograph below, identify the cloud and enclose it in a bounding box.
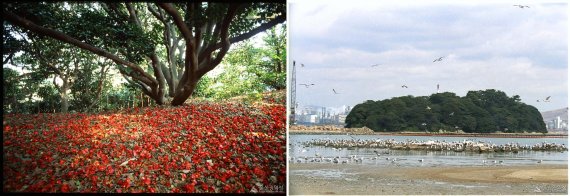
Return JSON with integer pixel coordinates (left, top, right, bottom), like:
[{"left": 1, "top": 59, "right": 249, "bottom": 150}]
[{"left": 290, "top": 1, "right": 568, "bottom": 112}]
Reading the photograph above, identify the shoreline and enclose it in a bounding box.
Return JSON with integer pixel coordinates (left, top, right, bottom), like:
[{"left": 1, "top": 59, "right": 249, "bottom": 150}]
[
  {"left": 289, "top": 164, "right": 568, "bottom": 195},
  {"left": 289, "top": 130, "right": 568, "bottom": 138}
]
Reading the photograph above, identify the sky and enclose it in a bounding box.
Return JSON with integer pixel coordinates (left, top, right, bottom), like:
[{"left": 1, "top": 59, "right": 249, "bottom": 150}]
[{"left": 289, "top": 0, "right": 568, "bottom": 112}]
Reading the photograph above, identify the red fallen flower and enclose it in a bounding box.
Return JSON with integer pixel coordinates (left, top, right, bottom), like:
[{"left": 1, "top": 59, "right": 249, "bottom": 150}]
[
  {"left": 120, "top": 178, "right": 131, "bottom": 188},
  {"left": 60, "top": 183, "right": 70, "bottom": 192},
  {"left": 223, "top": 184, "right": 232, "bottom": 192},
  {"left": 183, "top": 183, "right": 195, "bottom": 192},
  {"left": 142, "top": 177, "right": 151, "bottom": 186},
  {"left": 106, "top": 166, "right": 114, "bottom": 175}
]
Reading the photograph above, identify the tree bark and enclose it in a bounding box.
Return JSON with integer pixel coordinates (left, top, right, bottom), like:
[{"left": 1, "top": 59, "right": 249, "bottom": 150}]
[
  {"left": 170, "top": 76, "right": 200, "bottom": 106},
  {"left": 55, "top": 76, "right": 70, "bottom": 113}
]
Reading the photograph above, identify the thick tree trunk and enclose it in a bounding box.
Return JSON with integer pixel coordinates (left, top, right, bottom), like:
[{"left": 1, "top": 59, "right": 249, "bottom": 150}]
[
  {"left": 60, "top": 79, "right": 70, "bottom": 113},
  {"left": 171, "top": 77, "right": 200, "bottom": 106},
  {"left": 85, "top": 65, "right": 110, "bottom": 112},
  {"left": 61, "top": 92, "right": 69, "bottom": 113}
]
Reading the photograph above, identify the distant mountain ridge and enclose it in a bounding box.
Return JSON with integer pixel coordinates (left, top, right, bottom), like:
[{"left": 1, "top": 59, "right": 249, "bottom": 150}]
[{"left": 541, "top": 107, "right": 568, "bottom": 121}]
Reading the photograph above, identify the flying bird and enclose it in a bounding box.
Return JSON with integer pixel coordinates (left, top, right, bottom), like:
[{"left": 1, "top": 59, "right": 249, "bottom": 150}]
[
  {"left": 449, "top": 112, "right": 454, "bottom": 116},
  {"left": 513, "top": 5, "right": 530, "bottom": 8},
  {"left": 333, "top": 89, "right": 340, "bottom": 94},
  {"left": 401, "top": 85, "right": 408, "bottom": 88},
  {"left": 299, "top": 83, "right": 315, "bottom": 88},
  {"left": 371, "top": 64, "right": 381, "bottom": 67},
  {"left": 301, "top": 63, "right": 305, "bottom": 67},
  {"left": 543, "top": 96, "right": 551, "bottom": 102},
  {"left": 433, "top": 56, "right": 445, "bottom": 62},
  {"left": 426, "top": 106, "right": 431, "bottom": 110}
]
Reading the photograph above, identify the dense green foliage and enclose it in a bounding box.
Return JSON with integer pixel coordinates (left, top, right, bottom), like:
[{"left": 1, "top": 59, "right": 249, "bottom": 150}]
[
  {"left": 195, "top": 25, "right": 286, "bottom": 101},
  {"left": 345, "top": 89, "right": 547, "bottom": 133}
]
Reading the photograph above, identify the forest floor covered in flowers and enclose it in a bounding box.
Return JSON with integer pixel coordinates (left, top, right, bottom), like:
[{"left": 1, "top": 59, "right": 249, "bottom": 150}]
[{"left": 3, "top": 101, "right": 286, "bottom": 193}]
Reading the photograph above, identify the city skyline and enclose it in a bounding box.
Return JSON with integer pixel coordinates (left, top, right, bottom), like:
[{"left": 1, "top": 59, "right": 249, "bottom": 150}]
[{"left": 289, "top": 0, "right": 568, "bottom": 112}]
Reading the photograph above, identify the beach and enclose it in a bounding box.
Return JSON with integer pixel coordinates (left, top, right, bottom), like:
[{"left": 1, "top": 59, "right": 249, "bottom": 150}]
[{"left": 289, "top": 164, "right": 568, "bottom": 195}]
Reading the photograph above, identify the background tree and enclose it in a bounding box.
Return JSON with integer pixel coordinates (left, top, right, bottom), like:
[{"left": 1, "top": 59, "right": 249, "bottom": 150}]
[
  {"left": 196, "top": 25, "right": 286, "bottom": 101},
  {"left": 3, "top": 2, "right": 286, "bottom": 106}
]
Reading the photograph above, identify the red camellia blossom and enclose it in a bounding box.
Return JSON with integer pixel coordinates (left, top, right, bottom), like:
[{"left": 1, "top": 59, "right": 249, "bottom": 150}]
[
  {"left": 2, "top": 101, "right": 285, "bottom": 193},
  {"left": 184, "top": 184, "right": 195, "bottom": 192},
  {"left": 60, "top": 183, "right": 70, "bottom": 192}
]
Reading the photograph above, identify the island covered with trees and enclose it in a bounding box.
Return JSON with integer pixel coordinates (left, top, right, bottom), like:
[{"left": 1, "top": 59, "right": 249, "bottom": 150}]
[{"left": 345, "top": 89, "right": 547, "bottom": 133}]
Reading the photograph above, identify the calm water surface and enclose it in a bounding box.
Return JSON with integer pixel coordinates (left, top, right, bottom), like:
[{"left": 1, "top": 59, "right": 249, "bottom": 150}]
[{"left": 289, "top": 134, "right": 568, "bottom": 167}]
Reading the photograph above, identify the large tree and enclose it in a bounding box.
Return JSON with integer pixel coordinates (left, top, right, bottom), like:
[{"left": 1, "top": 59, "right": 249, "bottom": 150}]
[{"left": 3, "top": 2, "right": 286, "bottom": 106}]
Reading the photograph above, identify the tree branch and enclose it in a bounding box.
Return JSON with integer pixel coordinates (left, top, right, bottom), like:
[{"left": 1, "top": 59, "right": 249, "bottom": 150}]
[
  {"left": 126, "top": 3, "right": 142, "bottom": 27},
  {"left": 197, "top": 4, "right": 239, "bottom": 76},
  {"left": 199, "top": 13, "right": 286, "bottom": 63},
  {"left": 3, "top": 52, "right": 15, "bottom": 65},
  {"left": 157, "top": 3, "right": 194, "bottom": 47},
  {"left": 158, "top": 3, "right": 200, "bottom": 83}
]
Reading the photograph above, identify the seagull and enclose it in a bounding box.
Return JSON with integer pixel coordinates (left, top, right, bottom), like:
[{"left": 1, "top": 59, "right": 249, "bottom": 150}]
[
  {"left": 449, "top": 112, "right": 454, "bottom": 116},
  {"left": 373, "top": 150, "right": 381, "bottom": 156},
  {"left": 433, "top": 56, "right": 445, "bottom": 62},
  {"left": 371, "top": 64, "right": 381, "bottom": 67},
  {"left": 333, "top": 89, "right": 340, "bottom": 94},
  {"left": 421, "top": 123, "right": 427, "bottom": 126},
  {"left": 543, "top": 96, "right": 551, "bottom": 102},
  {"left": 301, "top": 63, "right": 305, "bottom": 67},
  {"left": 418, "top": 159, "right": 424, "bottom": 162},
  {"left": 537, "top": 160, "right": 542, "bottom": 164},
  {"left": 401, "top": 85, "right": 408, "bottom": 88},
  {"left": 299, "top": 83, "right": 315, "bottom": 88},
  {"left": 513, "top": 5, "right": 530, "bottom": 8},
  {"left": 426, "top": 106, "right": 431, "bottom": 110},
  {"left": 536, "top": 100, "right": 540, "bottom": 102}
]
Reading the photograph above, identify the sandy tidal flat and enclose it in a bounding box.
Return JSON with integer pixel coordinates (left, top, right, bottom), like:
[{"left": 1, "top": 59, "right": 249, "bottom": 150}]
[{"left": 289, "top": 164, "right": 568, "bottom": 195}]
